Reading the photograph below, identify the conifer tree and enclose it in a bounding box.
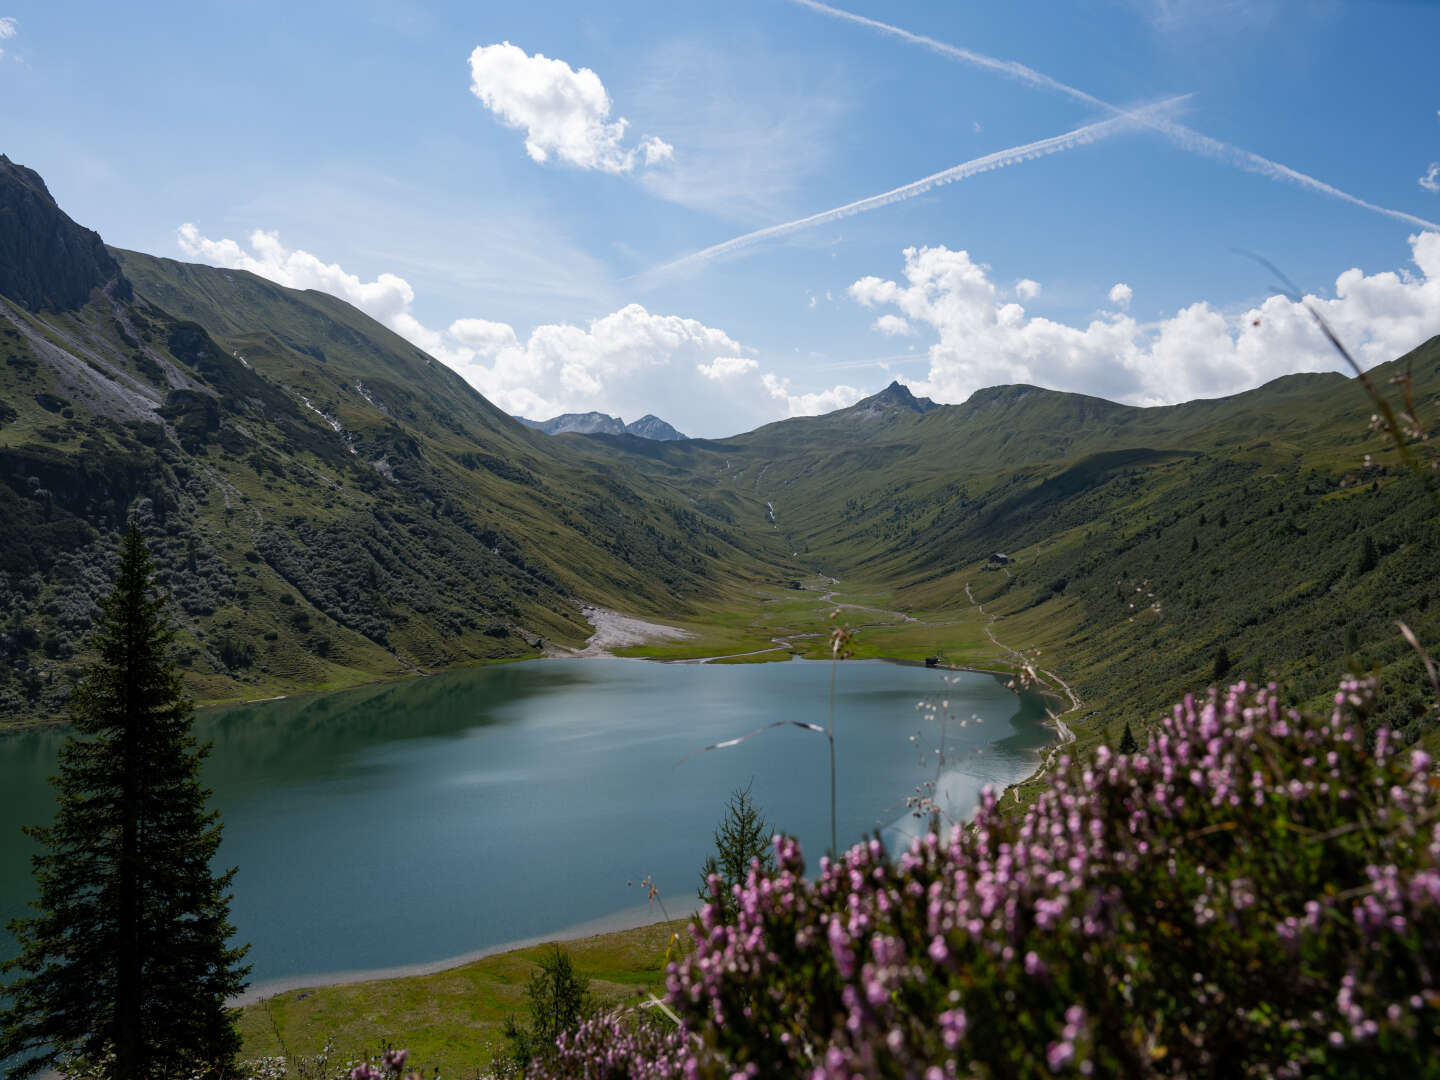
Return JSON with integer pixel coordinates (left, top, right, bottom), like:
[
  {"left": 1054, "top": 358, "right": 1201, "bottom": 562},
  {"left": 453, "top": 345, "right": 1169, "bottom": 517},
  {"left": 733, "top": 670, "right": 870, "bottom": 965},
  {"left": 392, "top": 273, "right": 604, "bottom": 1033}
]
[
  {"left": 0, "top": 526, "right": 249, "bottom": 1079},
  {"left": 698, "top": 780, "right": 775, "bottom": 923},
  {"left": 1118, "top": 720, "right": 1138, "bottom": 756}
]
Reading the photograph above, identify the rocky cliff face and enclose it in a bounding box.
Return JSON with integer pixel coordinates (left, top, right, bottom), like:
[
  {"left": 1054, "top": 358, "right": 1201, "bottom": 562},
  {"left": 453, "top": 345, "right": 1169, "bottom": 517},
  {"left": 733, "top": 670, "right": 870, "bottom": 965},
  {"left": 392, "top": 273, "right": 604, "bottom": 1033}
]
[
  {"left": 624, "top": 414, "right": 687, "bottom": 441},
  {"left": 0, "top": 154, "right": 131, "bottom": 311}
]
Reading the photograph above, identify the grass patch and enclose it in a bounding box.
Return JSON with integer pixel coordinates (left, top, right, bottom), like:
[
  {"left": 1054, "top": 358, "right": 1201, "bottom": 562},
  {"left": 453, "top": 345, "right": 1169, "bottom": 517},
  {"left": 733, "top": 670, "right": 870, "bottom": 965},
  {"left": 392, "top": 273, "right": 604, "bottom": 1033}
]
[{"left": 237, "top": 919, "right": 689, "bottom": 1077}]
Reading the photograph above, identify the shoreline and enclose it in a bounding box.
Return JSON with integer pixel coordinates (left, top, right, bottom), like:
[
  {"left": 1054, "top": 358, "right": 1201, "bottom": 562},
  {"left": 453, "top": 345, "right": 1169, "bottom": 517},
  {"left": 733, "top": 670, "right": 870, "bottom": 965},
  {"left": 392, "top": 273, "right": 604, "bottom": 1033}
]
[{"left": 229, "top": 900, "right": 692, "bottom": 1008}]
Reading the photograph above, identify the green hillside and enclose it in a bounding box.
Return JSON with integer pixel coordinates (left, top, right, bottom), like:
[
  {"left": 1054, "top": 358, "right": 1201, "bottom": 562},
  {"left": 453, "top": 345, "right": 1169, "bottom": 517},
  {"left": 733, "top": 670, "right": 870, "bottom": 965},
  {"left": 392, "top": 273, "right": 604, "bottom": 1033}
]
[
  {"left": 2, "top": 153, "right": 1435, "bottom": 751},
  {"left": 599, "top": 349, "right": 1440, "bottom": 747},
  {"left": 0, "top": 157, "right": 788, "bottom": 724}
]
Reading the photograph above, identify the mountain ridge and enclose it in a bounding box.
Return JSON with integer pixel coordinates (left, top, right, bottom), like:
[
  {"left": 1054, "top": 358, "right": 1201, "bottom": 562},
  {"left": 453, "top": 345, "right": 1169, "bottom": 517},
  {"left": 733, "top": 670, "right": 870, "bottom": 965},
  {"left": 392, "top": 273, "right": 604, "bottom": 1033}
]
[
  {"left": 2, "top": 155, "right": 1436, "bottom": 745},
  {"left": 519, "top": 410, "right": 687, "bottom": 441}
]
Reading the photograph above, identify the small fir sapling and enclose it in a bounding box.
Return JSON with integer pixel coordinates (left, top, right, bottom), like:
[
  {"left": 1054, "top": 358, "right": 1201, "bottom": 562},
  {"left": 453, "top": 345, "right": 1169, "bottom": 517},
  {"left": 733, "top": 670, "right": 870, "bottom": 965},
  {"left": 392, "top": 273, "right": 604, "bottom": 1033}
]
[{"left": 697, "top": 780, "right": 775, "bottom": 923}]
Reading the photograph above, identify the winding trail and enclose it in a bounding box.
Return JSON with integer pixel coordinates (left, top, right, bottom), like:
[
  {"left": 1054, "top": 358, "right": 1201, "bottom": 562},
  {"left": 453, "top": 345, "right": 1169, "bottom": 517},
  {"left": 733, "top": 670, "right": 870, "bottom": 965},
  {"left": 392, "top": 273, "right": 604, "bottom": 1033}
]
[{"left": 962, "top": 582, "right": 1081, "bottom": 799}]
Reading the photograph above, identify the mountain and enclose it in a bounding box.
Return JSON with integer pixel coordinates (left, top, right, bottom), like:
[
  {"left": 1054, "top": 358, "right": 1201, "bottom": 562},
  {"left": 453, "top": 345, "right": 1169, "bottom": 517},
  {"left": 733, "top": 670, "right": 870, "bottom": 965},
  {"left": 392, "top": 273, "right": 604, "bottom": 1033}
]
[
  {"left": 519, "top": 411, "right": 626, "bottom": 436},
  {"left": 623, "top": 414, "right": 687, "bottom": 441},
  {"left": 585, "top": 348, "right": 1440, "bottom": 738},
  {"left": 0, "top": 155, "right": 132, "bottom": 312},
  {"left": 519, "top": 411, "right": 687, "bottom": 440},
  {"left": 2, "top": 154, "right": 1436, "bottom": 746},
  {"left": 0, "top": 158, "right": 784, "bottom": 723}
]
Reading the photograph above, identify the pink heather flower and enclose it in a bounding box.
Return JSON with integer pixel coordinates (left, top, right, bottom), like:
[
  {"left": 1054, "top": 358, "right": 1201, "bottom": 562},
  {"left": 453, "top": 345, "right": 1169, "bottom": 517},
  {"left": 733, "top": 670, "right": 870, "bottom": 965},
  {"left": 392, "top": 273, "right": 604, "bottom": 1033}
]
[
  {"left": 940, "top": 1008, "right": 968, "bottom": 1049},
  {"left": 382, "top": 1049, "right": 409, "bottom": 1070},
  {"left": 1047, "top": 1040, "right": 1075, "bottom": 1071}
]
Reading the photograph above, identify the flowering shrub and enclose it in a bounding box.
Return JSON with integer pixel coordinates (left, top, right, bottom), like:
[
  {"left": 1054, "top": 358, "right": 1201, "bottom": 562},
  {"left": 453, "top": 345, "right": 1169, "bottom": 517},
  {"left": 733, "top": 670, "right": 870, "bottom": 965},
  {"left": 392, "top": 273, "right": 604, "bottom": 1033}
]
[{"left": 533, "top": 677, "right": 1440, "bottom": 1078}]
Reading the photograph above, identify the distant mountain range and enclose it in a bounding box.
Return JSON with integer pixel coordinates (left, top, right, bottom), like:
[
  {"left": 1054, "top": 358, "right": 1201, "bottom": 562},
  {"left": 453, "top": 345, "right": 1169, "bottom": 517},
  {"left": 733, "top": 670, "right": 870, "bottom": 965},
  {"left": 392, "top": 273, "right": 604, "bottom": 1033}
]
[
  {"left": 1, "top": 152, "right": 1436, "bottom": 742},
  {"left": 517, "top": 411, "right": 687, "bottom": 441}
]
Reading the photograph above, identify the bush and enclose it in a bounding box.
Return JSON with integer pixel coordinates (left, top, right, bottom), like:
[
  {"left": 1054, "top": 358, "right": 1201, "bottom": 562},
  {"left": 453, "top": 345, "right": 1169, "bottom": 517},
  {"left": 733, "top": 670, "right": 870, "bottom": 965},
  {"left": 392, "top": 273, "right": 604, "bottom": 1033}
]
[
  {"left": 534, "top": 677, "right": 1440, "bottom": 1078},
  {"left": 503, "top": 946, "right": 592, "bottom": 1073}
]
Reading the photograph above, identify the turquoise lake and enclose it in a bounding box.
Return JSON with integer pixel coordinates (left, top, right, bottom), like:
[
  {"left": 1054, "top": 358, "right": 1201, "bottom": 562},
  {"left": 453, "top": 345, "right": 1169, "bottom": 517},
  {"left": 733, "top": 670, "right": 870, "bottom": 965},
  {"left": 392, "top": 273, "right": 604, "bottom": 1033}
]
[{"left": 0, "top": 658, "right": 1051, "bottom": 993}]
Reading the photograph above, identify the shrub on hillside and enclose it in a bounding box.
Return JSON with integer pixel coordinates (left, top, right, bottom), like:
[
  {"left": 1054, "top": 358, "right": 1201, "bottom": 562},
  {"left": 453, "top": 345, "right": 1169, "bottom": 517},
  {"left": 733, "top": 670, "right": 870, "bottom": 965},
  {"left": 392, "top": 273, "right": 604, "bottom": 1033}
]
[{"left": 533, "top": 677, "right": 1440, "bottom": 1078}]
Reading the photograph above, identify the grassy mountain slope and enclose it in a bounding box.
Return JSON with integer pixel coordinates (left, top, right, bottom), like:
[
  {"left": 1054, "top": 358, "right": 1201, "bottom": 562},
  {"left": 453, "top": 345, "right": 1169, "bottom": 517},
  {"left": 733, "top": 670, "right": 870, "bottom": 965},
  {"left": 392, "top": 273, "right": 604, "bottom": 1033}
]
[
  {"left": 598, "top": 352, "right": 1440, "bottom": 742},
  {"left": 3, "top": 153, "right": 1435, "bottom": 749},
  {"left": 0, "top": 159, "right": 788, "bottom": 724}
]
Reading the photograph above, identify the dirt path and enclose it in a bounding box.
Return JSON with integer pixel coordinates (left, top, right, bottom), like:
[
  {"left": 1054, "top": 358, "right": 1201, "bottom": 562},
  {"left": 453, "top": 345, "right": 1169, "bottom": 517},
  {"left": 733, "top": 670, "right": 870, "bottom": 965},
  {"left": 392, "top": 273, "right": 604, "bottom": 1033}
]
[{"left": 962, "top": 581, "right": 1081, "bottom": 798}]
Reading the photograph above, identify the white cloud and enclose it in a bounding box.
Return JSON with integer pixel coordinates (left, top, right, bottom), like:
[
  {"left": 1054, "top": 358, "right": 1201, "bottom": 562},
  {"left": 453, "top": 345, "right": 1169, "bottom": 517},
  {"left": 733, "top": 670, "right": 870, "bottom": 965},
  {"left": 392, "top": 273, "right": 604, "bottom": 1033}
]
[
  {"left": 178, "top": 223, "right": 417, "bottom": 325},
  {"left": 1421, "top": 163, "right": 1440, "bottom": 194},
  {"left": 448, "top": 317, "right": 518, "bottom": 352},
  {"left": 873, "top": 314, "right": 913, "bottom": 336},
  {"left": 762, "top": 372, "right": 865, "bottom": 416},
  {"left": 1015, "top": 278, "right": 1041, "bottom": 301},
  {"left": 175, "top": 224, "right": 753, "bottom": 426},
  {"left": 0, "top": 16, "right": 16, "bottom": 39},
  {"left": 972, "top": 120, "right": 982, "bottom": 134},
  {"left": 466, "top": 42, "right": 671, "bottom": 174},
  {"left": 849, "top": 234, "right": 1440, "bottom": 407},
  {"left": 697, "top": 356, "right": 759, "bottom": 380},
  {"left": 1108, "top": 282, "right": 1134, "bottom": 309}
]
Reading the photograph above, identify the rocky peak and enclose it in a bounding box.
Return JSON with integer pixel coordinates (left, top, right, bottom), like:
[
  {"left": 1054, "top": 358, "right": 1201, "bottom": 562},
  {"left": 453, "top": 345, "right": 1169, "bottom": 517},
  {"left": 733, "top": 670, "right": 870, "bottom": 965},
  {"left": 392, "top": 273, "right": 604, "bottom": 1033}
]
[
  {"left": 845, "top": 380, "right": 939, "bottom": 422},
  {"left": 0, "top": 155, "right": 131, "bottom": 311},
  {"left": 624, "top": 414, "right": 687, "bottom": 441}
]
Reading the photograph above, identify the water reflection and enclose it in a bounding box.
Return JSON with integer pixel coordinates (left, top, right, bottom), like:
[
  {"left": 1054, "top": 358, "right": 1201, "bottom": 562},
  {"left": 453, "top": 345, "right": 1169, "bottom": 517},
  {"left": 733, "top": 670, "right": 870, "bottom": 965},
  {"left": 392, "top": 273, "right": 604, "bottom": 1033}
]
[{"left": 1, "top": 660, "right": 1052, "bottom": 984}]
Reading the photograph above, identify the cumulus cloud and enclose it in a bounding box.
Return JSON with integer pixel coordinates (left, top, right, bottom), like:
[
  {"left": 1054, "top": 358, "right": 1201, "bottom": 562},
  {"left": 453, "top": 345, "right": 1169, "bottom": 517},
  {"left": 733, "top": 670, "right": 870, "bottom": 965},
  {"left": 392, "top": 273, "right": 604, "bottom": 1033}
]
[
  {"left": 448, "top": 317, "right": 519, "bottom": 352},
  {"left": 697, "top": 356, "right": 759, "bottom": 380},
  {"left": 849, "top": 234, "right": 1440, "bottom": 406},
  {"left": 761, "top": 373, "right": 865, "bottom": 416},
  {"left": 1421, "top": 164, "right": 1440, "bottom": 194},
  {"left": 467, "top": 42, "right": 672, "bottom": 174},
  {"left": 175, "top": 224, "right": 752, "bottom": 424},
  {"left": 1015, "top": 278, "right": 1041, "bottom": 301},
  {"left": 1108, "top": 282, "right": 1134, "bottom": 309},
  {"left": 0, "top": 16, "right": 16, "bottom": 38},
  {"left": 178, "top": 223, "right": 417, "bottom": 324},
  {"left": 873, "top": 314, "right": 913, "bottom": 336}
]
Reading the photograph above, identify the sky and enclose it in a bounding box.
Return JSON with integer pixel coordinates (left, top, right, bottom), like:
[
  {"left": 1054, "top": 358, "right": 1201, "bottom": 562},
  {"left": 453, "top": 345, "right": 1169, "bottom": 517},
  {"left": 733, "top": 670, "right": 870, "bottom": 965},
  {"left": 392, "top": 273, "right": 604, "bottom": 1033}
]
[{"left": 2, "top": 0, "right": 1439, "bottom": 438}]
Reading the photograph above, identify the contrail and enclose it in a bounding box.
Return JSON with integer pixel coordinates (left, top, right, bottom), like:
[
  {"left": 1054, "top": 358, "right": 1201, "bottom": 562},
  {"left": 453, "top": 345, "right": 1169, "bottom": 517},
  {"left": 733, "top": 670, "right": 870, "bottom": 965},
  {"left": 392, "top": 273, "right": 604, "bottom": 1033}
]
[
  {"left": 642, "top": 101, "right": 1180, "bottom": 281},
  {"left": 791, "top": 0, "right": 1440, "bottom": 233}
]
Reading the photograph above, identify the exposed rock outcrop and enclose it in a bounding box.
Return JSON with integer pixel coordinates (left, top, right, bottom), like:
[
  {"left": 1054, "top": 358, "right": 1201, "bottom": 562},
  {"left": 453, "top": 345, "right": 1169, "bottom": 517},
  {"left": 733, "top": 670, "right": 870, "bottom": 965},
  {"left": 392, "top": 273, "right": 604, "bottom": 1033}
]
[{"left": 0, "top": 154, "right": 132, "bottom": 311}]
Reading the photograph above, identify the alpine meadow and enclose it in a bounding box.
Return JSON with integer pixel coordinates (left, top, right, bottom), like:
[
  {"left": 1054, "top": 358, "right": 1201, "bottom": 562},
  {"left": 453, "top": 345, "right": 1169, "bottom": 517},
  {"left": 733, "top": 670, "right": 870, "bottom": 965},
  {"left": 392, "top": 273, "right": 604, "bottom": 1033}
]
[{"left": 2, "top": 1, "right": 1440, "bottom": 1077}]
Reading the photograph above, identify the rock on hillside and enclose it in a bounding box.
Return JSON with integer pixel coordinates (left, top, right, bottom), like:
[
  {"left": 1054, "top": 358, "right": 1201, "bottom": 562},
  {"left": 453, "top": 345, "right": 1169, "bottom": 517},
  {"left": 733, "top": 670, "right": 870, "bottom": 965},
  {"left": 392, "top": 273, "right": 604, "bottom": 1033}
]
[{"left": 0, "top": 155, "right": 132, "bottom": 311}]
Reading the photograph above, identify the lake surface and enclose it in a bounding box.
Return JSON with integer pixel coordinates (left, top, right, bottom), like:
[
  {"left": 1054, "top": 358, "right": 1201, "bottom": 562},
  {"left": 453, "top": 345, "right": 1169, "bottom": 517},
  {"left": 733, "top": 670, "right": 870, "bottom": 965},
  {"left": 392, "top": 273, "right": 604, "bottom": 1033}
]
[{"left": 0, "top": 658, "right": 1051, "bottom": 990}]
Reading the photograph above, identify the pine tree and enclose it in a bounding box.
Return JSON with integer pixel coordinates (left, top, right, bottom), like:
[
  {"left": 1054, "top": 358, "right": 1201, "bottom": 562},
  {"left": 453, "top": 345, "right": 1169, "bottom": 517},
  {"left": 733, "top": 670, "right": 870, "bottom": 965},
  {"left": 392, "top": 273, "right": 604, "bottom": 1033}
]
[
  {"left": 698, "top": 780, "right": 776, "bottom": 923},
  {"left": 503, "top": 945, "right": 591, "bottom": 1071},
  {"left": 0, "top": 526, "right": 249, "bottom": 1079},
  {"left": 1356, "top": 535, "right": 1379, "bottom": 576},
  {"left": 1118, "top": 721, "right": 1138, "bottom": 756}
]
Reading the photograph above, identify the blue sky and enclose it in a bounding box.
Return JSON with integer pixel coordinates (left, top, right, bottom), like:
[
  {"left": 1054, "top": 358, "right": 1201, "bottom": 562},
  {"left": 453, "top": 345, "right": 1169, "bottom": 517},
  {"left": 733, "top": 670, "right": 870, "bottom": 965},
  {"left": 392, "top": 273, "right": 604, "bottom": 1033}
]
[{"left": 3, "top": 0, "right": 1438, "bottom": 436}]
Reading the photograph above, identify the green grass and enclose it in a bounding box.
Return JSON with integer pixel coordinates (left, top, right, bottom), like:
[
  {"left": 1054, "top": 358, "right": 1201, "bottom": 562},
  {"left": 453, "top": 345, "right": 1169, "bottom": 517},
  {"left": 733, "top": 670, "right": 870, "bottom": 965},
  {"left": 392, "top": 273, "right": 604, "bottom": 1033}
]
[{"left": 236, "top": 919, "right": 690, "bottom": 1077}]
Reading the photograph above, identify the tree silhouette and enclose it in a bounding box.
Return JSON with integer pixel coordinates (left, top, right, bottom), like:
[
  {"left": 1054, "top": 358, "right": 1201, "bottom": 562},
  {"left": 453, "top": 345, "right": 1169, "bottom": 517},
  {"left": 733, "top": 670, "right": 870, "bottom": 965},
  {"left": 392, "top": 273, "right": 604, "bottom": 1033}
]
[{"left": 0, "top": 526, "right": 249, "bottom": 1079}]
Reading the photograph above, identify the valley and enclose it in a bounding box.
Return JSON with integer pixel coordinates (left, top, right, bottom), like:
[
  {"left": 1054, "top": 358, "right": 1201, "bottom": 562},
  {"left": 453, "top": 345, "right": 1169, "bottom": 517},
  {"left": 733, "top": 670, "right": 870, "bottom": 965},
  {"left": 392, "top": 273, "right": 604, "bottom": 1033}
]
[{"left": 2, "top": 152, "right": 1437, "bottom": 765}]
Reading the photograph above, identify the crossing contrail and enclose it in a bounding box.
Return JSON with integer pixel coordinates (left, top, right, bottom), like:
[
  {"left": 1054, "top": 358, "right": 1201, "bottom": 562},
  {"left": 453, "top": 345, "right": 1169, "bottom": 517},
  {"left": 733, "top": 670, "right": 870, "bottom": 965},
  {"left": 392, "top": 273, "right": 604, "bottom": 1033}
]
[
  {"left": 641, "top": 99, "right": 1182, "bottom": 282},
  {"left": 789, "top": 0, "right": 1440, "bottom": 233}
]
